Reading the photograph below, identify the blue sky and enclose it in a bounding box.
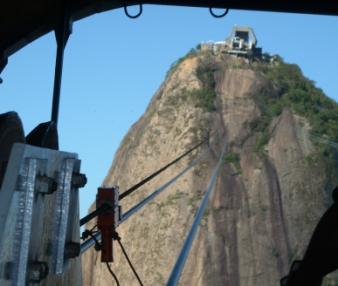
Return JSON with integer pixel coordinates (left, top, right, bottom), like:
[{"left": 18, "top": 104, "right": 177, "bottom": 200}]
[{"left": 1, "top": 6, "right": 337, "bottom": 218}]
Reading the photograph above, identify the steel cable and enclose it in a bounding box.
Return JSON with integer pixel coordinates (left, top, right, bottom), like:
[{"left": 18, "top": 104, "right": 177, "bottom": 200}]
[
  {"left": 80, "top": 135, "right": 210, "bottom": 226},
  {"left": 120, "top": 149, "right": 206, "bottom": 223},
  {"left": 119, "top": 135, "right": 210, "bottom": 200},
  {"left": 80, "top": 148, "right": 207, "bottom": 254},
  {"left": 166, "top": 137, "right": 227, "bottom": 286}
]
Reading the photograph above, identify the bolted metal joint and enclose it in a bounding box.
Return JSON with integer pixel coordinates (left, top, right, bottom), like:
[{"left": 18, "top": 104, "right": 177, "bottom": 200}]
[
  {"left": 35, "top": 174, "right": 57, "bottom": 194},
  {"left": 27, "top": 261, "right": 49, "bottom": 283},
  {"left": 71, "top": 173, "right": 87, "bottom": 189},
  {"left": 64, "top": 242, "right": 80, "bottom": 259},
  {"left": 96, "top": 186, "right": 121, "bottom": 263}
]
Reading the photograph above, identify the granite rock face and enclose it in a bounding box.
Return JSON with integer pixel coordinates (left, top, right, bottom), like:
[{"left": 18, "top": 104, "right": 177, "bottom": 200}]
[{"left": 81, "top": 51, "right": 337, "bottom": 285}]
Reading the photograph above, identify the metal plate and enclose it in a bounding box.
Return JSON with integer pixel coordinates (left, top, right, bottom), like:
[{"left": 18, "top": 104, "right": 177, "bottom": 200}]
[{"left": 0, "top": 143, "right": 82, "bottom": 286}]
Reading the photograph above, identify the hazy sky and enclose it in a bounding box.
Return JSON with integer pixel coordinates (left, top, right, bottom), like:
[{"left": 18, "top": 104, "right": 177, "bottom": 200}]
[{"left": 1, "top": 6, "right": 337, "bottom": 218}]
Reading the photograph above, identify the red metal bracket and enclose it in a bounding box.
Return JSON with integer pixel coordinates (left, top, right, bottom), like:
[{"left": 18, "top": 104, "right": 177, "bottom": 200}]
[{"left": 96, "top": 186, "right": 120, "bottom": 262}]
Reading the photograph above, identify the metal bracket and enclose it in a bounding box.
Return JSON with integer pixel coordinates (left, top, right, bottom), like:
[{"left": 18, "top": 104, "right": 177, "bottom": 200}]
[
  {"left": 0, "top": 143, "right": 83, "bottom": 285},
  {"left": 96, "top": 186, "right": 121, "bottom": 262}
]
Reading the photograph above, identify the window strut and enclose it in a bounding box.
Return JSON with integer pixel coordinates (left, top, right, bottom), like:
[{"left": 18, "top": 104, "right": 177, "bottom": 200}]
[{"left": 51, "top": 0, "right": 72, "bottom": 126}]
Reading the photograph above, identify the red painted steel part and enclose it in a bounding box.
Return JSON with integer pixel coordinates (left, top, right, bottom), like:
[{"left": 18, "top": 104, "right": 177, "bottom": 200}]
[{"left": 96, "top": 187, "right": 115, "bottom": 262}]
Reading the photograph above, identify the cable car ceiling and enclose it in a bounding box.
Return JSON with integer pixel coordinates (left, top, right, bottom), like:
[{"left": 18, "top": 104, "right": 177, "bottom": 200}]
[{"left": 1, "top": 0, "right": 338, "bottom": 60}]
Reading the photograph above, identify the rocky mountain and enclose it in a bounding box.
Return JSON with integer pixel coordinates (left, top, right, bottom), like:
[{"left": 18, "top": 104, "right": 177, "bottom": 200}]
[{"left": 81, "top": 48, "right": 338, "bottom": 285}]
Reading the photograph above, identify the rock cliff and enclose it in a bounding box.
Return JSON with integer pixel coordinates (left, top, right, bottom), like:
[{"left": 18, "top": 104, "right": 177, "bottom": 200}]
[{"left": 82, "top": 49, "right": 338, "bottom": 285}]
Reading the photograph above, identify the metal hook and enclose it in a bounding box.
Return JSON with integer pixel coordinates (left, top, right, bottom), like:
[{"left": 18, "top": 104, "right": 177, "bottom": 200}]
[
  {"left": 209, "top": 7, "right": 229, "bottom": 18},
  {"left": 124, "top": 3, "right": 143, "bottom": 19}
]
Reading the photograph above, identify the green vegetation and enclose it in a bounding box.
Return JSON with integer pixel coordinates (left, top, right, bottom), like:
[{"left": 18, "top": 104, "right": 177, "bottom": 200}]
[
  {"left": 186, "top": 88, "right": 216, "bottom": 112},
  {"left": 165, "top": 48, "right": 218, "bottom": 112},
  {"left": 166, "top": 191, "right": 186, "bottom": 205},
  {"left": 254, "top": 127, "right": 270, "bottom": 153},
  {"left": 253, "top": 57, "right": 338, "bottom": 160},
  {"left": 196, "top": 56, "right": 216, "bottom": 91},
  {"left": 155, "top": 191, "right": 187, "bottom": 213},
  {"left": 166, "top": 47, "right": 198, "bottom": 78},
  {"left": 305, "top": 153, "right": 319, "bottom": 167},
  {"left": 223, "top": 152, "right": 240, "bottom": 163},
  {"left": 201, "top": 208, "right": 210, "bottom": 229},
  {"left": 188, "top": 189, "right": 204, "bottom": 207},
  {"left": 203, "top": 209, "right": 210, "bottom": 218},
  {"left": 223, "top": 152, "right": 241, "bottom": 172},
  {"left": 257, "top": 57, "right": 338, "bottom": 142},
  {"left": 187, "top": 55, "right": 218, "bottom": 112},
  {"left": 167, "top": 49, "right": 337, "bottom": 167}
]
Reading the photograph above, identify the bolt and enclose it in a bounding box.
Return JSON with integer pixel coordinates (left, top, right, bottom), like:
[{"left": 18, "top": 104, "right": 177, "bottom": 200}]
[
  {"left": 72, "top": 173, "right": 87, "bottom": 189},
  {"left": 27, "top": 261, "right": 49, "bottom": 283},
  {"left": 35, "top": 175, "right": 57, "bottom": 194},
  {"left": 64, "top": 242, "right": 80, "bottom": 259}
]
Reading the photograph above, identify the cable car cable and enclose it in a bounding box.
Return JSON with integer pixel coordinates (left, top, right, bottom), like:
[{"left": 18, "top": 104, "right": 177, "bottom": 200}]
[
  {"left": 120, "top": 149, "right": 207, "bottom": 224},
  {"left": 119, "top": 134, "right": 211, "bottom": 201},
  {"left": 80, "top": 134, "right": 211, "bottom": 226},
  {"left": 166, "top": 137, "right": 227, "bottom": 286},
  {"left": 80, "top": 148, "right": 207, "bottom": 254},
  {"left": 80, "top": 203, "right": 111, "bottom": 227}
]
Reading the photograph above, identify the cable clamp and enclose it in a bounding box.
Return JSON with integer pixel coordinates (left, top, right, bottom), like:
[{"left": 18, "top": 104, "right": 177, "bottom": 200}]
[{"left": 96, "top": 186, "right": 121, "bottom": 262}]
